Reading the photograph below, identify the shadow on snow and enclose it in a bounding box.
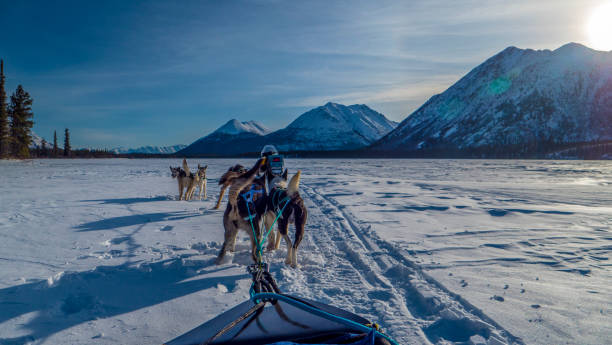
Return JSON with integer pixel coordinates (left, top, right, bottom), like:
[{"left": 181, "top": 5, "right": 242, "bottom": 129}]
[{"left": 0, "top": 257, "right": 246, "bottom": 344}]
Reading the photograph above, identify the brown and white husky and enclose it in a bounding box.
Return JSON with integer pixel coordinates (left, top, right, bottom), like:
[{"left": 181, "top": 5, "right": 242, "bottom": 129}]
[
  {"left": 216, "top": 158, "right": 268, "bottom": 264},
  {"left": 185, "top": 164, "right": 208, "bottom": 200}
]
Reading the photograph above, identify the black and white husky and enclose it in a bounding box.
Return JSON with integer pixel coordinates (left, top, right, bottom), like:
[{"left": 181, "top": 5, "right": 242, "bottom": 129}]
[{"left": 264, "top": 169, "right": 307, "bottom": 268}]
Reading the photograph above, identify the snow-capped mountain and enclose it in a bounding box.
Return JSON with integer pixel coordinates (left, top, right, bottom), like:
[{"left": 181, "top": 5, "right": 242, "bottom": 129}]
[
  {"left": 215, "top": 119, "right": 272, "bottom": 136},
  {"left": 266, "top": 102, "right": 397, "bottom": 151},
  {"left": 29, "top": 132, "right": 49, "bottom": 148},
  {"left": 373, "top": 43, "right": 612, "bottom": 155},
  {"left": 178, "top": 103, "right": 397, "bottom": 156},
  {"left": 111, "top": 144, "right": 186, "bottom": 155},
  {"left": 178, "top": 119, "right": 271, "bottom": 156}
]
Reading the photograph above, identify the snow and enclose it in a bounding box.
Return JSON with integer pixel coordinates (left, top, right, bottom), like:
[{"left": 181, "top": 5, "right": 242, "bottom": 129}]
[
  {"left": 287, "top": 102, "right": 397, "bottom": 143},
  {"left": 0, "top": 159, "right": 610, "bottom": 344},
  {"left": 214, "top": 119, "right": 271, "bottom": 136},
  {"left": 111, "top": 145, "right": 187, "bottom": 155},
  {"left": 29, "top": 132, "right": 48, "bottom": 149}
]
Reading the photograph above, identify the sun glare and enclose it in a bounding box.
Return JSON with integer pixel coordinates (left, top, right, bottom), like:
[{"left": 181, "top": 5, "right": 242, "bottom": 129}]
[{"left": 587, "top": 2, "right": 612, "bottom": 51}]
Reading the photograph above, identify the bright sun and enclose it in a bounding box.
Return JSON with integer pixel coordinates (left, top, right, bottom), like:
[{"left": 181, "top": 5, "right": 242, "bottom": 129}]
[{"left": 587, "top": 2, "right": 612, "bottom": 51}]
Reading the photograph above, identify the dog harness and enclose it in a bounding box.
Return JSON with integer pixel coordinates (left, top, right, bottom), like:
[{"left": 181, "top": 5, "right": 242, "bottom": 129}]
[
  {"left": 241, "top": 184, "right": 263, "bottom": 221},
  {"left": 269, "top": 187, "right": 290, "bottom": 217}
]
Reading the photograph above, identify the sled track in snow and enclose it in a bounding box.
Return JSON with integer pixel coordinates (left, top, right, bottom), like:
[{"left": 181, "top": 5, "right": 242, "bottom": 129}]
[{"left": 280, "top": 183, "right": 524, "bottom": 345}]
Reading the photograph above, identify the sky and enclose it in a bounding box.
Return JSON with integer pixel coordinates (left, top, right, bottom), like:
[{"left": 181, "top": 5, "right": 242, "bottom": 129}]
[{"left": 0, "top": 0, "right": 608, "bottom": 148}]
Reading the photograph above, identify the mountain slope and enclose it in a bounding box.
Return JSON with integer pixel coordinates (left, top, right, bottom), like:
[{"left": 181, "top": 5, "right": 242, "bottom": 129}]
[
  {"left": 372, "top": 43, "right": 612, "bottom": 155},
  {"left": 268, "top": 102, "right": 397, "bottom": 151},
  {"left": 178, "top": 119, "right": 270, "bottom": 156},
  {"left": 215, "top": 119, "right": 272, "bottom": 136}
]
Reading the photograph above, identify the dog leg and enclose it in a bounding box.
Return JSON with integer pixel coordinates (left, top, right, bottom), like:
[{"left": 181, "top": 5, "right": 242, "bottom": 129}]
[
  {"left": 274, "top": 229, "right": 282, "bottom": 250},
  {"left": 264, "top": 212, "right": 276, "bottom": 251},
  {"left": 217, "top": 212, "right": 239, "bottom": 264},
  {"left": 202, "top": 179, "right": 207, "bottom": 200},
  {"left": 291, "top": 208, "right": 307, "bottom": 268},
  {"left": 214, "top": 186, "right": 227, "bottom": 209},
  {"left": 277, "top": 219, "right": 293, "bottom": 265}
]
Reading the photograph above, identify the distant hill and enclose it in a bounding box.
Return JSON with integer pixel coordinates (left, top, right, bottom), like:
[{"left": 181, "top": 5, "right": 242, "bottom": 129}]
[
  {"left": 372, "top": 43, "right": 612, "bottom": 157},
  {"left": 111, "top": 144, "right": 186, "bottom": 155},
  {"left": 178, "top": 103, "right": 397, "bottom": 156}
]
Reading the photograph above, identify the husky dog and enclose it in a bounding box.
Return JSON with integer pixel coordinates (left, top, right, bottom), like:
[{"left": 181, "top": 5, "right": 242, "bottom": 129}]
[
  {"left": 214, "top": 164, "right": 247, "bottom": 209},
  {"left": 185, "top": 164, "right": 208, "bottom": 200},
  {"left": 170, "top": 164, "right": 191, "bottom": 200},
  {"left": 263, "top": 169, "right": 307, "bottom": 268},
  {"left": 216, "top": 158, "right": 268, "bottom": 264}
]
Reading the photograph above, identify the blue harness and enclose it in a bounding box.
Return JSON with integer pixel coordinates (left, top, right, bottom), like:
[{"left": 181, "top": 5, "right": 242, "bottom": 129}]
[{"left": 241, "top": 184, "right": 263, "bottom": 220}]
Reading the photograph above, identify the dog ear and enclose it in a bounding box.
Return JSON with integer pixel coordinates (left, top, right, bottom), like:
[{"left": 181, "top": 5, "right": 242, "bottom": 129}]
[
  {"left": 282, "top": 168, "right": 288, "bottom": 180},
  {"left": 204, "top": 165, "right": 208, "bottom": 170},
  {"left": 198, "top": 164, "right": 201, "bottom": 169}
]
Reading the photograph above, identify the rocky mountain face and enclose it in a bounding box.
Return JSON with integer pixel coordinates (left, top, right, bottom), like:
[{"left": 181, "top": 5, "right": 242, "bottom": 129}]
[{"left": 372, "top": 43, "right": 612, "bottom": 156}]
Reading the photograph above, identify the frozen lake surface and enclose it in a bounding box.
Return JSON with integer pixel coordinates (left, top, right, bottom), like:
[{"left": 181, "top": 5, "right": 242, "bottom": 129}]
[{"left": 0, "top": 159, "right": 610, "bottom": 344}]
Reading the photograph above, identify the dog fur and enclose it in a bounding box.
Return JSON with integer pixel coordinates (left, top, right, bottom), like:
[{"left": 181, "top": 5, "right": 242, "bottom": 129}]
[
  {"left": 216, "top": 158, "right": 267, "bottom": 264},
  {"left": 214, "top": 164, "right": 247, "bottom": 210},
  {"left": 263, "top": 169, "right": 307, "bottom": 268},
  {"left": 185, "top": 164, "right": 208, "bottom": 200},
  {"left": 170, "top": 164, "right": 191, "bottom": 200}
]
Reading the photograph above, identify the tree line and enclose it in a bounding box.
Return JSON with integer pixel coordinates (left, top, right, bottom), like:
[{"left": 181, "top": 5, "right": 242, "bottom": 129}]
[
  {"left": 0, "top": 59, "right": 36, "bottom": 159},
  {"left": 0, "top": 59, "right": 83, "bottom": 159}
]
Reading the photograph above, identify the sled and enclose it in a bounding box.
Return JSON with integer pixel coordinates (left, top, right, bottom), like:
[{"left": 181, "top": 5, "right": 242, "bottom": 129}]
[{"left": 164, "top": 291, "right": 395, "bottom": 345}]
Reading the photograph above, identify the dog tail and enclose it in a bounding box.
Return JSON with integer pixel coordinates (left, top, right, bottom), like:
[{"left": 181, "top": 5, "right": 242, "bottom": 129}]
[
  {"left": 182, "top": 158, "right": 190, "bottom": 175},
  {"left": 287, "top": 170, "right": 301, "bottom": 197},
  {"left": 227, "top": 158, "right": 267, "bottom": 205}
]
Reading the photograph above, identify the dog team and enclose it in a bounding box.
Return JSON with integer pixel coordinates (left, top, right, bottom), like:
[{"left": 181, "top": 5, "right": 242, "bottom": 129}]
[{"left": 169, "top": 145, "right": 308, "bottom": 268}]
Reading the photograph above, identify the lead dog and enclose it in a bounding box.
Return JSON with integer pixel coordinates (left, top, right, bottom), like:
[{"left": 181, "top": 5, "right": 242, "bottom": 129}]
[
  {"left": 214, "top": 164, "right": 247, "bottom": 210},
  {"left": 216, "top": 158, "right": 267, "bottom": 264},
  {"left": 263, "top": 169, "right": 307, "bottom": 268}
]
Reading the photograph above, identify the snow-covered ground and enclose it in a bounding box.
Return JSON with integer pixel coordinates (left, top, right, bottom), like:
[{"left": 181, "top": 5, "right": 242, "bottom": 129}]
[{"left": 0, "top": 159, "right": 610, "bottom": 345}]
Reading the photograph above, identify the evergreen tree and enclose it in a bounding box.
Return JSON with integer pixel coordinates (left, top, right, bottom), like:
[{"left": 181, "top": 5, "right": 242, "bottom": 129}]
[
  {"left": 0, "top": 60, "right": 9, "bottom": 158},
  {"left": 53, "top": 130, "right": 58, "bottom": 157},
  {"left": 64, "top": 128, "right": 71, "bottom": 157},
  {"left": 9, "top": 85, "right": 34, "bottom": 158}
]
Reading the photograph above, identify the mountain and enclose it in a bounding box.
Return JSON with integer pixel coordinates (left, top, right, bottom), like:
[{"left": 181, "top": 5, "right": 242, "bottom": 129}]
[
  {"left": 264, "top": 102, "right": 397, "bottom": 152},
  {"left": 372, "top": 43, "right": 612, "bottom": 156},
  {"left": 111, "top": 144, "right": 186, "bottom": 155},
  {"left": 29, "top": 132, "right": 50, "bottom": 149},
  {"left": 178, "top": 103, "right": 397, "bottom": 156},
  {"left": 215, "top": 119, "right": 272, "bottom": 136},
  {"left": 178, "top": 119, "right": 271, "bottom": 156}
]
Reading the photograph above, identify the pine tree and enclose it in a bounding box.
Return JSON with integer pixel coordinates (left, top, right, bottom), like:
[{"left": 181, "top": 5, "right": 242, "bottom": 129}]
[
  {"left": 9, "top": 85, "right": 34, "bottom": 158},
  {"left": 53, "top": 130, "right": 58, "bottom": 157},
  {"left": 0, "top": 60, "right": 9, "bottom": 158},
  {"left": 64, "top": 128, "right": 71, "bottom": 157}
]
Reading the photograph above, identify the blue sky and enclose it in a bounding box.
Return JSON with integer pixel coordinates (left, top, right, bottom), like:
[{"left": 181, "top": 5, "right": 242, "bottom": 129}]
[{"left": 0, "top": 0, "right": 604, "bottom": 148}]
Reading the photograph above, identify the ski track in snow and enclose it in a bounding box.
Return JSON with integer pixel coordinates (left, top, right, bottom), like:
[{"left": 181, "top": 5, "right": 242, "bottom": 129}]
[{"left": 1, "top": 159, "right": 610, "bottom": 344}]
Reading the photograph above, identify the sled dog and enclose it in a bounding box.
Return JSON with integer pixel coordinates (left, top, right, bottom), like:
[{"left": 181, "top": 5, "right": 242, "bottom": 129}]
[
  {"left": 170, "top": 164, "right": 191, "bottom": 201},
  {"left": 216, "top": 158, "right": 268, "bottom": 264},
  {"left": 264, "top": 169, "right": 307, "bottom": 268},
  {"left": 214, "top": 164, "right": 247, "bottom": 209},
  {"left": 185, "top": 164, "right": 208, "bottom": 200}
]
